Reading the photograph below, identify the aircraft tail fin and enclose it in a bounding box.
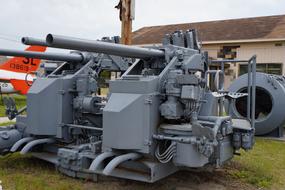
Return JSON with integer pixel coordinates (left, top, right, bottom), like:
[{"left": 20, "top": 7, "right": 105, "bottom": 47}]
[
  {"left": 10, "top": 79, "right": 30, "bottom": 95},
  {"left": 0, "top": 46, "right": 46, "bottom": 73}
]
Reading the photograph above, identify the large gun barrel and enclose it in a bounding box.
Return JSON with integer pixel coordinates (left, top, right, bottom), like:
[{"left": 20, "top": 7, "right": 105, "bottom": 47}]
[
  {"left": 0, "top": 49, "right": 83, "bottom": 62},
  {"left": 46, "top": 34, "right": 165, "bottom": 59},
  {"left": 22, "top": 37, "right": 48, "bottom": 46}
]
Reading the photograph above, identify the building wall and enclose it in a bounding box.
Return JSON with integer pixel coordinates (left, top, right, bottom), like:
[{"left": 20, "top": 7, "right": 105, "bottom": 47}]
[{"left": 202, "top": 41, "right": 285, "bottom": 89}]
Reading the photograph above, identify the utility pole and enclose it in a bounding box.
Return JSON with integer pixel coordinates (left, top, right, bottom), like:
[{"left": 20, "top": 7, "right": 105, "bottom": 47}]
[{"left": 116, "top": 0, "right": 135, "bottom": 45}]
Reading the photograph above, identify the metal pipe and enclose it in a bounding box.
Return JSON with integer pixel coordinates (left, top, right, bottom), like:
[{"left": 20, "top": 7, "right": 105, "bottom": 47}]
[
  {"left": 198, "top": 116, "right": 231, "bottom": 123},
  {"left": 46, "top": 34, "right": 165, "bottom": 59},
  {"left": 10, "top": 137, "right": 35, "bottom": 152},
  {"left": 66, "top": 124, "right": 103, "bottom": 131},
  {"left": 247, "top": 62, "right": 252, "bottom": 120},
  {"left": 211, "top": 60, "right": 250, "bottom": 63},
  {"left": 102, "top": 153, "right": 141, "bottom": 175},
  {"left": 89, "top": 151, "right": 117, "bottom": 171},
  {"left": 153, "top": 134, "right": 196, "bottom": 144},
  {"left": 22, "top": 37, "right": 48, "bottom": 46},
  {"left": 251, "top": 56, "right": 256, "bottom": 129},
  {"left": 0, "top": 49, "right": 83, "bottom": 62},
  {"left": 20, "top": 138, "right": 55, "bottom": 154}
]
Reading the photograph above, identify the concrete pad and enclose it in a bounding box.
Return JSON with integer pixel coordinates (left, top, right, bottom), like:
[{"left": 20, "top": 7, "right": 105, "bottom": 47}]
[{"left": 0, "top": 117, "right": 15, "bottom": 123}]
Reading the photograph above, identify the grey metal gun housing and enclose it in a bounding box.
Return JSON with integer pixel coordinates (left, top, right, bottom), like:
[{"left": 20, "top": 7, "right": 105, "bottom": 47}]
[{"left": 0, "top": 30, "right": 255, "bottom": 183}]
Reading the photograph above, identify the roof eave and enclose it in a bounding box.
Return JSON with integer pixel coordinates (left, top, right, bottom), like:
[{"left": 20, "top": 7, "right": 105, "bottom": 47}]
[
  {"left": 133, "top": 38, "right": 285, "bottom": 46},
  {"left": 201, "top": 38, "right": 285, "bottom": 44}
]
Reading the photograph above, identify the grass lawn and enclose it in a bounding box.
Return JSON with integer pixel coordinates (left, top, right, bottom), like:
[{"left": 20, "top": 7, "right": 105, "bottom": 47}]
[
  {"left": 229, "top": 138, "right": 285, "bottom": 189},
  {"left": 0, "top": 95, "right": 26, "bottom": 117},
  {"left": 0, "top": 138, "right": 284, "bottom": 190},
  {"left": 0, "top": 121, "right": 16, "bottom": 126},
  {"left": 0, "top": 154, "right": 88, "bottom": 190}
]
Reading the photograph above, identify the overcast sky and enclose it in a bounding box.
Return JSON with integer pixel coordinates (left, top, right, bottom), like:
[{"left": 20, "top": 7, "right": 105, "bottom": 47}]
[{"left": 0, "top": 0, "right": 284, "bottom": 51}]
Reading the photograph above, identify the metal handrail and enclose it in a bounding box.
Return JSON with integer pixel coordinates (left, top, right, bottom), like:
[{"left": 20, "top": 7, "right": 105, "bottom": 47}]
[{"left": 208, "top": 55, "right": 257, "bottom": 130}]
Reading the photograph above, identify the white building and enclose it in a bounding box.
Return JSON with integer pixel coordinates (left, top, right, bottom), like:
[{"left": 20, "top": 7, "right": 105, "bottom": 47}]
[{"left": 132, "top": 14, "right": 285, "bottom": 88}]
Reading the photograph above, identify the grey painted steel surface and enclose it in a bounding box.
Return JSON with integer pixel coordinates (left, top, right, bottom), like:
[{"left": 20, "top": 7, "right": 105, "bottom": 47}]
[
  {"left": 22, "top": 37, "right": 48, "bottom": 46},
  {"left": 46, "top": 34, "right": 165, "bottom": 58},
  {"left": 197, "top": 116, "right": 231, "bottom": 139},
  {"left": 27, "top": 77, "right": 73, "bottom": 136},
  {"left": 0, "top": 128, "right": 21, "bottom": 153},
  {"left": 0, "top": 30, "right": 255, "bottom": 183},
  {"left": 20, "top": 138, "right": 55, "bottom": 154},
  {"left": 10, "top": 137, "right": 35, "bottom": 152},
  {"left": 229, "top": 72, "right": 285, "bottom": 136},
  {"left": 102, "top": 153, "right": 141, "bottom": 175},
  {"left": 89, "top": 151, "right": 117, "bottom": 171}
]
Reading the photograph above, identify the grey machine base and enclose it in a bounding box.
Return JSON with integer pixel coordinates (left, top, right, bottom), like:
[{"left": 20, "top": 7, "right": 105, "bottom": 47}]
[
  {"left": 260, "top": 126, "right": 284, "bottom": 138},
  {"left": 31, "top": 150, "right": 179, "bottom": 183}
]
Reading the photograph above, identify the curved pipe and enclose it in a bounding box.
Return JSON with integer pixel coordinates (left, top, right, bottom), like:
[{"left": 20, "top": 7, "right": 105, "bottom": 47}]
[
  {"left": 20, "top": 138, "right": 55, "bottom": 154},
  {"left": 89, "top": 151, "right": 117, "bottom": 171},
  {"left": 10, "top": 137, "right": 35, "bottom": 152},
  {"left": 214, "top": 70, "right": 224, "bottom": 91},
  {"left": 102, "top": 153, "right": 141, "bottom": 176},
  {"left": 205, "top": 70, "right": 224, "bottom": 91}
]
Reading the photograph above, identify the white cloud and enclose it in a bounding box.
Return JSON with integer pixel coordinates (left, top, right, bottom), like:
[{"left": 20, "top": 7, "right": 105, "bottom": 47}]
[{"left": 0, "top": 0, "right": 284, "bottom": 50}]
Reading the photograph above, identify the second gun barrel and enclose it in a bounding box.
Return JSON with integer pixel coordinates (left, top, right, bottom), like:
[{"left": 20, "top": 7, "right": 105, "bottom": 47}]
[
  {"left": 22, "top": 37, "right": 48, "bottom": 46},
  {"left": 0, "top": 49, "right": 83, "bottom": 62},
  {"left": 46, "top": 34, "right": 165, "bottom": 59}
]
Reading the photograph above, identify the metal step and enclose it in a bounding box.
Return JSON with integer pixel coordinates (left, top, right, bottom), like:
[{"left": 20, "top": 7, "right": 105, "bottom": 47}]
[{"left": 32, "top": 152, "right": 59, "bottom": 165}]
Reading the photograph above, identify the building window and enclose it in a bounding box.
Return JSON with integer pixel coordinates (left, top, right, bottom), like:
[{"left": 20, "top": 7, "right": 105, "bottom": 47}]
[
  {"left": 275, "top": 43, "right": 283, "bottom": 47},
  {"left": 239, "top": 63, "right": 282, "bottom": 76},
  {"left": 217, "top": 46, "right": 240, "bottom": 60}
]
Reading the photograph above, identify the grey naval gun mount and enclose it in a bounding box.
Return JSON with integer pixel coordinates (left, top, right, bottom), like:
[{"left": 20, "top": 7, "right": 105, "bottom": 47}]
[{"left": 0, "top": 30, "right": 255, "bottom": 183}]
